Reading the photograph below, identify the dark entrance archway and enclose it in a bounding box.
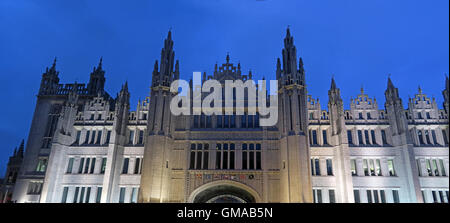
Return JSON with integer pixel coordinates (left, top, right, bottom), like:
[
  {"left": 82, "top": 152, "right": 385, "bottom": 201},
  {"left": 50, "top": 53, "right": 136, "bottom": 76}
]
[{"left": 192, "top": 184, "right": 256, "bottom": 203}]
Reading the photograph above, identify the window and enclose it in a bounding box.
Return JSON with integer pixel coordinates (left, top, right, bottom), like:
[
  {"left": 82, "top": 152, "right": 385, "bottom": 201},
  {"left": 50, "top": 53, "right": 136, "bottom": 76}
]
[
  {"left": 329, "top": 190, "right": 336, "bottom": 203},
  {"left": 106, "top": 131, "right": 111, "bottom": 144},
  {"left": 363, "top": 159, "right": 369, "bottom": 176},
  {"left": 326, "top": 159, "right": 333, "bottom": 176},
  {"left": 381, "top": 130, "right": 388, "bottom": 145},
  {"left": 313, "top": 189, "right": 322, "bottom": 203},
  {"left": 78, "top": 158, "right": 85, "bottom": 174},
  {"left": 431, "top": 130, "right": 438, "bottom": 145},
  {"left": 100, "top": 158, "right": 107, "bottom": 174},
  {"left": 128, "top": 130, "right": 135, "bottom": 145},
  {"left": 190, "top": 144, "right": 209, "bottom": 170},
  {"left": 426, "top": 112, "right": 431, "bottom": 119},
  {"left": 79, "top": 187, "right": 86, "bottom": 203},
  {"left": 347, "top": 130, "right": 353, "bottom": 145},
  {"left": 216, "top": 144, "right": 222, "bottom": 169},
  {"left": 351, "top": 160, "right": 357, "bottom": 176},
  {"left": 134, "top": 158, "right": 141, "bottom": 174},
  {"left": 416, "top": 159, "right": 422, "bottom": 176},
  {"left": 358, "top": 130, "right": 363, "bottom": 145},
  {"left": 221, "top": 144, "right": 228, "bottom": 170},
  {"left": 256, "top": 144, "right": 261, "bottom": 170},
  {"left": 230, "top": 144, "right": 235, "bottom": 170},
  {"left": 418, "top": 130, "right": 424, "bottom": 145},
  {"left": 242, "top": 143, "right": 258, "bottom": 170},
  {"left": 94, "top": 131, "right": 101, "bottom": 144},
  {"left": 439, "top": 159, "right": 446, "bottom": 176},
  {"left": 96, "top": 187, "right": 102, "bottom": 203},
  {"left": 131, "top": 188, "right": 138, "bottom": 203},
  {"left": 426, "top": 159, "right": 433, "bottom": 176},
  {"left": 84, "top": 131, "right": 90, "bottom": 144},
  {"left": 311, "top": 130, "right": 318, "bottom": 145},
  {"left": 369, "top": 160, "right": 375, "bottom": 176},
  {"left": 354, "top": 190, "right": 360, "bottom": 203},
  {"left": 443, "top": 130, "right": 448, "bottom": 145},
  {"left": 432, "top": 159, "right": 439, "bottom": 176},
  {"left": 314, "top": 158, "right": 320, "bottom": 176},
  {"left": 364, "top": 130, "right": 370, "bottom": 145},
  {"left": 61, "top": 187, "right": 69, "bottom": 203},
  {"left": 90, "top": 158, "right": 96, "bottom": 174},
  {"left": 438, "top": 191, "right": 445, "bottom": 203},
  {"left": 66, "top": 158, "right": 74, "bottom": 174},
  {"left": 366, "top": 190, "right": 373, "bottom": 203},
  {"left": 137, "top": 130, "right": 144, "bottom": 145},
  {"left": 36, "top": 158, "right": 48, "bottom": 172},
  {"left": 75, "top": 131, "right": 81, "bottom": 144},
  {"left": 388, "top": 159, "right": 395, "bottom": 176},
  {"left": 119, "top": 188, "right": 126, "bottom": 203},
  {"left": 371, "top": 130, "right": 376, "bottom": 145},
  {"left": 392, "top": 190, "right": 400, "bottom": 203},
  {"left": 84, "top": 158, "right": 91, "bottom": 174},
  {"left": 322, "top": 130, "right": 328, "bottom": 145},
  {"left": 418, "top": 112, "right": 423, "bottom": 119},
  {"left": 190, "top": 144, "right": 196, "bottom": 169},
  {"left": 73, "top": 187, "right": 80, "bottom": 203},
  {"left": 359, "top": 113, "right": 363, "bottom": 119},
  {"left": 85, "top": 187, "right": 91, "bottom": 203},
  {"left": 425, "top": 130, "right": 431, "bottom": 145},
  {"left": 242, "top": 144, "right": 247, "bottom": 170},
  {"left": 373, "top": 190, "right": 379, "bottom": 203},
  {"left": 90, "top": 131, "right": 96, "bottom": 144},
  {"left": 248, "top": 144, "right": 254, "bottom": 170},
  {"left": 367, "top": 113, "right": 372, "bottom": 119},
  {"left": 432, "top": 191, "right": 438, "bottom": 203},
  {"left": 122, "top": 158, "right": 129, "bottom": 174},
  {"left": 376, "top": 159, "right": 382, "bottom": 176},
  {"left": 197, "top": 144, "right": 203, "bottom": 169}
]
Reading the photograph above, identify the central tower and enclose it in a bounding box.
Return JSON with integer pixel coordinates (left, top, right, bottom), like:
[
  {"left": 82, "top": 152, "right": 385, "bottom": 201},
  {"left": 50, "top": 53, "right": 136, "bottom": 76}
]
[
  {"left": 139, "top": 31, "right": 179, "bottom": 203},
  {"left": 277, "top": 28, "right": 313, "bottom": 202}
]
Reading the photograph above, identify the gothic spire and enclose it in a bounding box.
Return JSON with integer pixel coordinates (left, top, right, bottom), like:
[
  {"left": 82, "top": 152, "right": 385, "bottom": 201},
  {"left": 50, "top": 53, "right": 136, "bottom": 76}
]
[
  {"left": 98, "top": 57, "right": 103, "bottom": 70},
  {"left": 18, "top": 139, "right": 24, "bottom": 158},
  {"left": 281, "top": 27, "right": 301, "bottom": 83},
  {"left": 51, "top": 57, "right": 57, "bottom": 71},
  {"left": 385, "top": 76, "right": 401, "bottom": 104},
  {"left": 445, "top": 74, "right": 449, "bottom": 91},
  {"left": 387, "top": 76, "right": 395, "bottom": 90},
  {"left": 88, "top": 57, "right": 106, "bottom": 95},
  {"left": 330, "top": 77, "right": 337, "bottom": 90},
  {"left": 154, "top": 30, "right": 176, "bottom": 87},
  {"left": 46, "top": 57, "right": 59, "bottom": 75}
]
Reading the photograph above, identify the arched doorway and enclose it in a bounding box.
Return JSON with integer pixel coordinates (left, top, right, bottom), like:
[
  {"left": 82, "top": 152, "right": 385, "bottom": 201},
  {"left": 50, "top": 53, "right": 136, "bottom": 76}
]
[{"left": 188, "top": 180, "right": 261, "bottom": 203}]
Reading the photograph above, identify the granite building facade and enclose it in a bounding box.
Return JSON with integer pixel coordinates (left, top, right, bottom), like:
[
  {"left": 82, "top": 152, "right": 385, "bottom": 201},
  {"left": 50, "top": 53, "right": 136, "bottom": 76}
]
[{"left": 1, "top": 29, "right": 449, "bottom": 203}]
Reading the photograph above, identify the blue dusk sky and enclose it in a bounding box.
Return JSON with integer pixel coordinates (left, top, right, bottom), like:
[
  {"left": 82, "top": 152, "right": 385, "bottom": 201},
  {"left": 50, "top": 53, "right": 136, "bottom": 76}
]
[{"left": 0, "top": 0, "right": 448, "bottom": 176}]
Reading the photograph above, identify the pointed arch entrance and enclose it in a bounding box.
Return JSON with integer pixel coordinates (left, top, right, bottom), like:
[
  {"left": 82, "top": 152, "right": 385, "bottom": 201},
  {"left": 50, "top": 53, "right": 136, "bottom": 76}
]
[{"left": 188, "top": 180, "right": 261, "bottom": 203}]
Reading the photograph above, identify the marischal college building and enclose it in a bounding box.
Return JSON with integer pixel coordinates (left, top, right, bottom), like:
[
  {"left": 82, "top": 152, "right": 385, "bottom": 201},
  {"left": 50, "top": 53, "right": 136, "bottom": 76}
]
[{"left": 0, "top": 29, "right": 449, "bottom": 203}]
